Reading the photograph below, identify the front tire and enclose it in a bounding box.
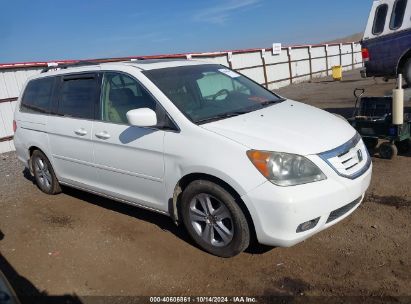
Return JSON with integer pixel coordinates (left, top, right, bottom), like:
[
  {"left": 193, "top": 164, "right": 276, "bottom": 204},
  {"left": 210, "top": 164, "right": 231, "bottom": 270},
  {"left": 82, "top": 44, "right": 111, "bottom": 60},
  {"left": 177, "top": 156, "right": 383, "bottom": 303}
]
[
  {"left": 181, "top": 180, "right": 250, "bottom": 257},
  {"left": 31, "top": 150, "right": 62, "bottom": 195}
]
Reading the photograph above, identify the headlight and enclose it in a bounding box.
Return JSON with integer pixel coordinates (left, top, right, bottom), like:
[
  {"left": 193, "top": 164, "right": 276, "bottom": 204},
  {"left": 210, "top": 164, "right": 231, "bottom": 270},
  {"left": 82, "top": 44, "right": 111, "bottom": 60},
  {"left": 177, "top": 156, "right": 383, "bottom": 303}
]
[{"left": 247, "top": 150, "right": 327, "bottom": 186}]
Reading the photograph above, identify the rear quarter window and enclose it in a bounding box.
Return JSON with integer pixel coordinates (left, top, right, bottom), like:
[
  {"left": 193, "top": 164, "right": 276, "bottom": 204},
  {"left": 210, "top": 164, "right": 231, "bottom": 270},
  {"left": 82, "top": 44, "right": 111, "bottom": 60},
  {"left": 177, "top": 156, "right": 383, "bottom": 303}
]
[
  {"left": 372, "top": 4, "right": 389, "bottom": 35},
  {"left": 390, "top": 0, "right": 408, "bottom": 30},
  {"left": 20, "top": 77, "right": 55, "bottom": 114}
]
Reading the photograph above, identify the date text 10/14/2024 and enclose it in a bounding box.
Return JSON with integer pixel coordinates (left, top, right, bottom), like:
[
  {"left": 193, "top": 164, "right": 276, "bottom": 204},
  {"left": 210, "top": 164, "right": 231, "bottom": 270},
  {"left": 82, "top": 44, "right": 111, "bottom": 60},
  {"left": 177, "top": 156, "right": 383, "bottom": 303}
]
[{"left": 149, "top": 297, "right": 258, "bottom": 303}]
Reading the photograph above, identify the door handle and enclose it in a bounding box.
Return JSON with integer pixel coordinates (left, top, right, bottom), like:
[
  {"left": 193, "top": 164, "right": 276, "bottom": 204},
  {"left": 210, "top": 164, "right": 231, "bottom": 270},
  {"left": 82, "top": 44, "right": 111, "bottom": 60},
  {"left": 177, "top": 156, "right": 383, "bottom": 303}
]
[
  {"left": 74, "top": 128, "right": 87, "bottom": 136},
  {"left": 95, "top": 131, "right": 111, "bottom": 140}
]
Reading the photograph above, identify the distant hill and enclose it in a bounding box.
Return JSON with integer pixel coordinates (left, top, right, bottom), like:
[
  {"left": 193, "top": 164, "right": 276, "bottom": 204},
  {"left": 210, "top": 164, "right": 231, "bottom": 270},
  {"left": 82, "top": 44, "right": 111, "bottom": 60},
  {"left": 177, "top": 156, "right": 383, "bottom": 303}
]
[{"left": 324, "top": 32, "right": 363, "bottom": 44}]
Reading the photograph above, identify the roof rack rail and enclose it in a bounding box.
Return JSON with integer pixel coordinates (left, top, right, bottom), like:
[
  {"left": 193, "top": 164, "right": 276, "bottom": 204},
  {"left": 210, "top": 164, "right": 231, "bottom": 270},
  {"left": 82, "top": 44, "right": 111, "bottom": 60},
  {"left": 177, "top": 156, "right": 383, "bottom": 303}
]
[
  {"left": 39, "top": 57, "right": 185, "bottom": 73},
  {"left": 41, "top": 61, "right": 99, "bottom": 73}
]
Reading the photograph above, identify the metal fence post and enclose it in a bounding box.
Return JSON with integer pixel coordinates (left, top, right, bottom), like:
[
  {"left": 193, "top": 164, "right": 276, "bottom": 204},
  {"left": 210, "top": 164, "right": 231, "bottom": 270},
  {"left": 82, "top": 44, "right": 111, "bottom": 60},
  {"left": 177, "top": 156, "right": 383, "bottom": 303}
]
[
  {"left": 339, "top": 43, "right": 343, "bottom": 67},
  {"left": 325, "top": 44, "right": 329, "bottom": 76},
  {"left": 287, "top": 47, "right": 293, "bottom": 84},
  {"left": 351, "top": 42, "right": 355, "bottom": 70},
  {"left": 308, "top": 46, "right": 313, "bottom": 80},
  {"left": 261, "top": 49, "right": 269, "bottom": 88}
]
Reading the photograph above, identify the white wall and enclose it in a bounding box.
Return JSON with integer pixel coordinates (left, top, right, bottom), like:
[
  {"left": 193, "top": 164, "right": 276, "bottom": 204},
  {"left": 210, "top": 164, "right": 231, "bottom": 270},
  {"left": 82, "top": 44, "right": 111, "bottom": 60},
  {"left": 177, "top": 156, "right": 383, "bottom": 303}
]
[
  {"left": 0, "top": 100, "right": 16, "bottom": 153},
  {"left": 0, "top": 42, "right": 362, "bottom": 153}
]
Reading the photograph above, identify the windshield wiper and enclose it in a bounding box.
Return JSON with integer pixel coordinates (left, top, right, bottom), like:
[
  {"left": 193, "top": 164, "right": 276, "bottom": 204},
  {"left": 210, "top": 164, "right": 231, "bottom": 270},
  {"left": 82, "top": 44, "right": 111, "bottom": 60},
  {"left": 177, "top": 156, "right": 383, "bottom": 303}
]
[
  {"left": 195, "top": 110, "right": 250, "bottom": 124},
  {"left": 259, "top": 99, "right": 285, "bottom": 107},
  {"left": 195, "top": 98, "right": 286, "bottom": 124}
]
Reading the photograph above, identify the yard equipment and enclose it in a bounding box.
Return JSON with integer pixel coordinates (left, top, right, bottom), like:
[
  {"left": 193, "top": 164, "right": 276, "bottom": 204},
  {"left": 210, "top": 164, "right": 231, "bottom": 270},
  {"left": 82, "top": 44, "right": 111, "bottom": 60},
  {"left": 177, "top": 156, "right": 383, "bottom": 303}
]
[{"left": 347, "top": 75, "right": 411, "bottom": 159}]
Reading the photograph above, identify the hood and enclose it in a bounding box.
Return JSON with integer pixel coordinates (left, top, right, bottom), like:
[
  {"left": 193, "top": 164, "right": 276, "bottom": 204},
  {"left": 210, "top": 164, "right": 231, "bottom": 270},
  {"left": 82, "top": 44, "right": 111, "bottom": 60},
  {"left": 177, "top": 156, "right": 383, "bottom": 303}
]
[{"left": 201, "top": 100, "right": 356, "bottom": 155}]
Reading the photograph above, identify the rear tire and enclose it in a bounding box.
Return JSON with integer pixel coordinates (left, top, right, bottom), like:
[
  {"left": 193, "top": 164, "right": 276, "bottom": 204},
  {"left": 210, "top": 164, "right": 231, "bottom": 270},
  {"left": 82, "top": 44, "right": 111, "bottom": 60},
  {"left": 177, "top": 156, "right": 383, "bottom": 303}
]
[
  {"left": 403, "top": 58, "right": 411, "bottom": 86},
  {"left": 181, "top": 180, "right": 250, "bottom": 257},
  {"left": 31, "top": 150, "right": 62, "bottom": 195}
]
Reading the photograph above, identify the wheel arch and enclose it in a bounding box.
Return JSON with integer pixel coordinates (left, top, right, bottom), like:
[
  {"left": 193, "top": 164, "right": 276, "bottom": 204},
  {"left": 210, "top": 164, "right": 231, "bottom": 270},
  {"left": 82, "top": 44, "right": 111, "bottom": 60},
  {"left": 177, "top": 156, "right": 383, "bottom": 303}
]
[
  {"left": 170, "top": 172, "right": 257, "bottom": 243},
  {"left": 27, "top": 145, "right": 53, "bottom": 174},
  {"left": 29, "top": 145, "right": 43, "bottom": 155},
  {"left": 397, "top": 48, "right": 411, "bottom": 75}
]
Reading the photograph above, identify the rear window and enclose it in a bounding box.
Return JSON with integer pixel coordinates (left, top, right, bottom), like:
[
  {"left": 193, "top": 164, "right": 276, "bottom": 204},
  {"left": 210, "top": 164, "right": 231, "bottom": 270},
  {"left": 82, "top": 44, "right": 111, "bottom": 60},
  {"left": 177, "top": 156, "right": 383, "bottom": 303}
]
[
  {"left": 21, "top": 77, "right": 55, "bottom": 114},
  {"left": 372, "top": 4, "right": 389, "bottom": 35},
  {"left": 390, "top": 0, "right": 408, "bottom": 30},
  {"left": 57, "top": 76, "right": 97, "bottom": 119}
]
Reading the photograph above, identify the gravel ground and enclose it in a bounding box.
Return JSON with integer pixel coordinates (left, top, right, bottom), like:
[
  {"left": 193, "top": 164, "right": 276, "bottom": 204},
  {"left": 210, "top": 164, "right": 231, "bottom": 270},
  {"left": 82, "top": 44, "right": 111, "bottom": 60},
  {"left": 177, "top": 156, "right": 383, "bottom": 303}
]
[{"left": 0, "top": 70, "right": 410, "bottom": 303}]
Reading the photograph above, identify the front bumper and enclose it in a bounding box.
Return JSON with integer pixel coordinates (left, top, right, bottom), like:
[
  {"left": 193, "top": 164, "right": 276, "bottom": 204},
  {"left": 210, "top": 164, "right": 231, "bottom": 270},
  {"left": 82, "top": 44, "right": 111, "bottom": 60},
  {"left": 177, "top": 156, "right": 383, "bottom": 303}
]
[{"left": 241, "top": 164, "right": 372, "bottom": 247}]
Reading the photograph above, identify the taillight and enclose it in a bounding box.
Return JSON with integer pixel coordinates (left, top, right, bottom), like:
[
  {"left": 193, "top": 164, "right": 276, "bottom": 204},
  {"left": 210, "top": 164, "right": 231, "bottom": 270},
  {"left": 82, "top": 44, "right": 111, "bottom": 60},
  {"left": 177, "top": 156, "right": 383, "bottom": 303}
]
[
  {"left": 362, "top": 48, "right": 370, "bottom": 61},
  {"left": 13, "top": 120, "right": 17, "bottom": 133}
]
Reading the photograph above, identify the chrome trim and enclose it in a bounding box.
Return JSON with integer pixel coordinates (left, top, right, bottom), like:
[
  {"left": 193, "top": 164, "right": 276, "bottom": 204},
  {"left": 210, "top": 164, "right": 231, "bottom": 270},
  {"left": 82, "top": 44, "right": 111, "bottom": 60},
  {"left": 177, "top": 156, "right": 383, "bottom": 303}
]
[{"left": 318, "top": 133, "right": 372, "bottom": 180}]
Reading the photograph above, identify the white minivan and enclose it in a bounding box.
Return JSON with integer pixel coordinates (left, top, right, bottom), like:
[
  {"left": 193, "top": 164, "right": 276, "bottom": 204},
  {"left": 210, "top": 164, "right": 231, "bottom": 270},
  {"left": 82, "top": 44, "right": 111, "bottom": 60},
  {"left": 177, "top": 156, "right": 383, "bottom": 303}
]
[{"left": 14, "top": 60, "right": 372, "bottom": 257}]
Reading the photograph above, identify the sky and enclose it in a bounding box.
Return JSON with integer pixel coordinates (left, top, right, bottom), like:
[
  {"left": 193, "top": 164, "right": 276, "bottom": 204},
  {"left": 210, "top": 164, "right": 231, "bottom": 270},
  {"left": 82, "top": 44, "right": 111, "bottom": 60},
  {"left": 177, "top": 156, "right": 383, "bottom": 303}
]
[{"left": 0, "top": 0, "right": 373, "bottom": 63}]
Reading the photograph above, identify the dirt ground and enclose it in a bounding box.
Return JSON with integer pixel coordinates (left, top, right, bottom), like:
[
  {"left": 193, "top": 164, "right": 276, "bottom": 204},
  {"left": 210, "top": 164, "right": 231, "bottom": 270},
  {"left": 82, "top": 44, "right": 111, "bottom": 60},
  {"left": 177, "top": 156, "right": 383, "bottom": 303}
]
[{"left": 0, "top": 70, "right": 410, "bottom": 303}]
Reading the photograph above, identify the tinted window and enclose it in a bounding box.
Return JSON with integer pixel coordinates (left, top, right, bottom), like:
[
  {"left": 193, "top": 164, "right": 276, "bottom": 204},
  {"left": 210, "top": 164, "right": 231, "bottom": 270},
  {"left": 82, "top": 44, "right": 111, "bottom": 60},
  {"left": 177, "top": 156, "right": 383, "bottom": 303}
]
[
  {"left": 100, "top": 72, "right": 157, "bottom": 124},
  {"left": 390, "top": 0, "right": 408, "bottom": 30},
  {"left": 21, "top": 77, "right": 54, "bottom": 113},
  {"left": 57, "top": 76, "right": 97, "bottom": 119},
  {"left": 373, "top": 4, "right": 388, "bottom": 35}
]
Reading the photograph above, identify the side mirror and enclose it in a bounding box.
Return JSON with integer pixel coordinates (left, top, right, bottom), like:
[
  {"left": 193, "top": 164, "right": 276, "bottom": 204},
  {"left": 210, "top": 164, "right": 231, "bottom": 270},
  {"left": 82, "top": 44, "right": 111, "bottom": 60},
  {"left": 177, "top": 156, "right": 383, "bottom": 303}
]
[{"left": 126, "top": 108, "right": 157, "bottom": 127}]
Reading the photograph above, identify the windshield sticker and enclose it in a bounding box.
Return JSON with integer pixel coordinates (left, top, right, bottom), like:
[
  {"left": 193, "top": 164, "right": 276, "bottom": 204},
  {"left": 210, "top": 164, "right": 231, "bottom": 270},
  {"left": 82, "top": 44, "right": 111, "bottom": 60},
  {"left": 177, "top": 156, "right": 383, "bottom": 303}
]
[{"left": 218, "top": 68, "right": 240, "bottom": 78}]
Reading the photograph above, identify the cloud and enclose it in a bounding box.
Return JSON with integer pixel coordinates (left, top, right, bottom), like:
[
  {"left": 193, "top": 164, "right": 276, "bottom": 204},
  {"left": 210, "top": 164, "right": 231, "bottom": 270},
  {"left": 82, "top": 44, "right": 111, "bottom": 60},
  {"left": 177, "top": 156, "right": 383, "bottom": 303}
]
[{"left": 193, "top": 0, "right": 261, "bottom": 25}]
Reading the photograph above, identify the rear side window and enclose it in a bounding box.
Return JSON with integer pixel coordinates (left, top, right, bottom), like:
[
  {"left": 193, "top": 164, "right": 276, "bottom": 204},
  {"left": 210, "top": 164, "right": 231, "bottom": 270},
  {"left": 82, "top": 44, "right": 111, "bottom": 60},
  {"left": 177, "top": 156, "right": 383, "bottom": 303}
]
[
  {"left": 372, "top": 4, "right": 389, "bottom": 35},
  {"left": 57, "top": 76, "right": 97, "bottom": 119},
  {"left": 390, "top": 0, "right": 408, "bottom": 30},
  {"left": 21, "top": 77, "right": 55, "bottom": 114}
]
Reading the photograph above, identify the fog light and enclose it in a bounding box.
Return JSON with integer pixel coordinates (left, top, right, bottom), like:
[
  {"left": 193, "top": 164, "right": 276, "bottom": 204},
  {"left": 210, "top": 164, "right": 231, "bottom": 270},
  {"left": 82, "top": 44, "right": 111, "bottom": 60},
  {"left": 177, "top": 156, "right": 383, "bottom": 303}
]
[{"left": 296, "top": 217, "right": 320, "bottom": 233}]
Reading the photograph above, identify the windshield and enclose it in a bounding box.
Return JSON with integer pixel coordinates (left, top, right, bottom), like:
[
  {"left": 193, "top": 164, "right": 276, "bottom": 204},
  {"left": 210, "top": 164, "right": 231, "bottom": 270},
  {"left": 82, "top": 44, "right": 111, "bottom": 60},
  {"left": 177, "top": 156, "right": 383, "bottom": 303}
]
[{"left": 143, "top": 64, "right": 284, "bottom": 124}]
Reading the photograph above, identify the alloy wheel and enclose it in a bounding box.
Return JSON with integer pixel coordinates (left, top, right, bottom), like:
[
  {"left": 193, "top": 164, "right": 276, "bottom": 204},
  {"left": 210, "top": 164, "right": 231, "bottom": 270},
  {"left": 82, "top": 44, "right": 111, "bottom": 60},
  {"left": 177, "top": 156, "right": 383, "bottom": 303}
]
[
  {"left": 189, "top": 193, "right": 234, "bottom": 247},
  {"left": 34, "top": 157, "right": 52, "bottom": 190}
]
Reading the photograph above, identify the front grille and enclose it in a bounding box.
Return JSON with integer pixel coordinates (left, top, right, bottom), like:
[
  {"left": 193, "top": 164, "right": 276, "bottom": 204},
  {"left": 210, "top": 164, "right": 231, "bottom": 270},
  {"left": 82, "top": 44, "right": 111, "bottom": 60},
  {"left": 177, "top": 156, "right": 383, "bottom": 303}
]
[
  {"left": 326, "top": 197, "right": 362, "bottom": 223},
  {"left": 319, "top": 133, "right": 371, "bottom": 179}
]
